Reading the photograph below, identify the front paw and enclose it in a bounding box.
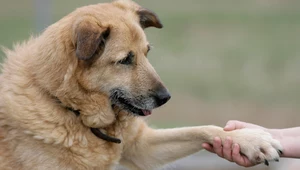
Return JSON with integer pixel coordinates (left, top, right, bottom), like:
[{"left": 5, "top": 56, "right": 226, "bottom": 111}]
[{"left": 232, "top": 129, "right": 283, "bottom": 166}]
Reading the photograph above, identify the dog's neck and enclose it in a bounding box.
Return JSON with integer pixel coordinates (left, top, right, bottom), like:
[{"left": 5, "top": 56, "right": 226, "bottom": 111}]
[{"left": 55, "top": 97, "right": 122, "bottom": 144}]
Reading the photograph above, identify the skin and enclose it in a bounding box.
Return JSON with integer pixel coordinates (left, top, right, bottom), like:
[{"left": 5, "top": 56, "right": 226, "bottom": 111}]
[{"left": 202, "top": 120, "right": 300, "bottom": 167}]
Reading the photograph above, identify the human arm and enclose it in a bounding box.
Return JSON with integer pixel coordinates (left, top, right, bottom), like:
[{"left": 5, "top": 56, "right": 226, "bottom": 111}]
[{"left": 269, "top": 127, "right": 300, "bottom": 158}]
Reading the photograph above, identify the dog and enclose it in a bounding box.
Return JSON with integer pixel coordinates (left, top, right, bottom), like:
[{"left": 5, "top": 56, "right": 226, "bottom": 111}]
[{"left": 0, "top": 0, "right": 283, "bottom": 169}]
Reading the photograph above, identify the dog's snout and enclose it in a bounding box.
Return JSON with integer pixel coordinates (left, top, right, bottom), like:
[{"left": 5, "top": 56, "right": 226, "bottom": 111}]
[{"left": 154, "top": 87, "right": 171, "bottom": 107}]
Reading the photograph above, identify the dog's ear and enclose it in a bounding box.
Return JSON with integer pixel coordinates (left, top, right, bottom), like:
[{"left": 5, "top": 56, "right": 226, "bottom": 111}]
[
  {"left": 137, "top": 9, "right": 163, "bottom": 29},
  {"left": 74, "top": 18, "right": 110, "bottom": 60}
]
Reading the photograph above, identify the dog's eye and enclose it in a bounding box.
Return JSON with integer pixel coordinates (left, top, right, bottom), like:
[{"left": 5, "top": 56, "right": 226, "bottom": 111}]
[{"left": 119, "top": 51, "right": 134, "bottom": 65}]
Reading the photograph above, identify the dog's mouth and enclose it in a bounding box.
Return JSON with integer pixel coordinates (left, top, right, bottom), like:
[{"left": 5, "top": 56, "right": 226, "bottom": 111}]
[
  {"left": 110, "top": 89, "right": 154, "bottom": 116},
  {"left": 114, "top": 97, "right": 152, "bottom": 116}
]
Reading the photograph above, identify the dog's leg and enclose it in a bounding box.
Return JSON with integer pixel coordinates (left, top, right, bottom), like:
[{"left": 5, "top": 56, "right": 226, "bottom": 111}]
[{"left": 121, "top": 122, "right": 282, "bottom": 170}]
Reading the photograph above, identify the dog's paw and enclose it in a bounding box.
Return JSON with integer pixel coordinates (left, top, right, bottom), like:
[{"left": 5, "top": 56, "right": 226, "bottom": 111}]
[
  {"left": 231, "top": 129, "right": 283, "bottom": 166},
  {"left": 81, "top": 110, "right": 115, "bottom": 128}
]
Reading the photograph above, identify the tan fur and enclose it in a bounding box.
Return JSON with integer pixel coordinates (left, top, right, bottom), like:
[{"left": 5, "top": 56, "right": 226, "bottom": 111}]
[{"left": 0, "top": 0, "right": 282, "bottom": 169}]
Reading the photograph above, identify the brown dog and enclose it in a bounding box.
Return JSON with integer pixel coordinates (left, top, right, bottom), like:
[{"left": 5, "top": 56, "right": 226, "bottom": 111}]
[{"left": 0, "top": 0, "right": 282, "bottom": 169}]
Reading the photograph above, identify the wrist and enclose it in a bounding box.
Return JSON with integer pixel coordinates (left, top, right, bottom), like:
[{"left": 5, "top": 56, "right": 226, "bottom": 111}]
[{"left": 266, "top": 129, "right": 282, "bottom": 141}]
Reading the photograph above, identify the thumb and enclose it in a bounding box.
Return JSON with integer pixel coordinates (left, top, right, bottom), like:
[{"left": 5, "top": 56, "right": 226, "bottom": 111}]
[{"left": 224, "top": 120, "right": 246, "bottom": 131}]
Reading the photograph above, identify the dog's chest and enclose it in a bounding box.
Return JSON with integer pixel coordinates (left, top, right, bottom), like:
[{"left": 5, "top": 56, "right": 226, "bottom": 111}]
[{"left": 66, "top": 138, "right": 123, "bottom": 169}]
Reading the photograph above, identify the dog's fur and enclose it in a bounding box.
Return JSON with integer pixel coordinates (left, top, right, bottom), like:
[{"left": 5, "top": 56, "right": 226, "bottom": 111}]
[{"left": 0, "top": 0, "right": 282, "bottom": 169}]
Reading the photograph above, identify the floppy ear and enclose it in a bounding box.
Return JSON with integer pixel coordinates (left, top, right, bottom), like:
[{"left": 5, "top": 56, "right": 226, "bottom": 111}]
[
  {"left": 74, "top": 18, "right": 110, "bottom": 60},
  {"left": 137, "top": 9, "right": 163, "bottom": 29}
]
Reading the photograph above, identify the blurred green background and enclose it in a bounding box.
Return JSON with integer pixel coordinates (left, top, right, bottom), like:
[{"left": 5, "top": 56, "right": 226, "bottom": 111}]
[{"left": 1, "top": 0, "right": 300, "bottom": 169}]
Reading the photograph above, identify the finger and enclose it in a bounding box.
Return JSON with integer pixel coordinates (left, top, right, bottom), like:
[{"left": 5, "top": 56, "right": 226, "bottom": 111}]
[
  {"left": 202, "top": 143, "right": 215, "bottom": 153},
  {"left": 224, "top": 120, "right": 246, "bottom": 131},
  {"left": 223, "top": 137, "right": 233, "bottom": 162},
  {"left": 232, "top": 144, "right": 253, "bottom": 167},
  {"left": 213, "top": 137, "right": 223, "bottom": 157}
]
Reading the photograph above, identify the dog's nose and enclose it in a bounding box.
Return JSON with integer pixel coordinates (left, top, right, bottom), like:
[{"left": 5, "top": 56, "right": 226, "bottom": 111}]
[{"left": 154, "top": 87, "right": 171, "bottom": 107}]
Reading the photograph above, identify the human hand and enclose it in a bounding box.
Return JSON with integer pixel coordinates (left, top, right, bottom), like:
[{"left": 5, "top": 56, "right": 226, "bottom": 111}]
[
  {"left": 202, "top": 136, "right": 255, "bottom": 167},
  {"left": 202, "top": 120, "right": 266, "bottom": 167},
  {"left": 223, "top": 120, "right": 265, "bottom": 131}
]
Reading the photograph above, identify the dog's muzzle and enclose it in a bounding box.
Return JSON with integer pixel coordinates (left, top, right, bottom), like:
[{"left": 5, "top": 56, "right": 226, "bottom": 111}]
[
  {"left": 153, "top": 86, "right": 171, "bottom": 107},
  {"left": 110, "top": 86, "right": 171, "bottom": 117}
]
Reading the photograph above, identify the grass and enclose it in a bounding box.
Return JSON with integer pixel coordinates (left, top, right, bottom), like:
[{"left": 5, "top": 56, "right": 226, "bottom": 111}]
[{"left": 1, "top": 0, "right": 300, "bottom": 106}]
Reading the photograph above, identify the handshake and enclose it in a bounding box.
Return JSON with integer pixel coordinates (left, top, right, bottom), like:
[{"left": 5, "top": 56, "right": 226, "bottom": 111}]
[{"left": 202, "top": 120, "right": 299, "bottom": 167}]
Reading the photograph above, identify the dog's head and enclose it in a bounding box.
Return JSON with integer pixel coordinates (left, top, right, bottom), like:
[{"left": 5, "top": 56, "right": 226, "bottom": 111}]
[{"left": 71, "top": 0, "right": 170, "bottom": 116}]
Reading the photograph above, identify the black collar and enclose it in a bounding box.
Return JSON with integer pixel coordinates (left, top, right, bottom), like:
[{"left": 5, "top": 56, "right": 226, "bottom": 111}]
[{"left": 60, "top": 101, "right": 121, "bottom": 144}]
